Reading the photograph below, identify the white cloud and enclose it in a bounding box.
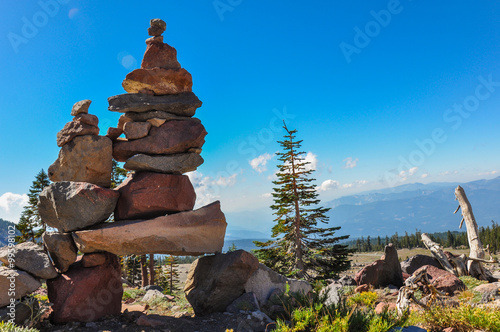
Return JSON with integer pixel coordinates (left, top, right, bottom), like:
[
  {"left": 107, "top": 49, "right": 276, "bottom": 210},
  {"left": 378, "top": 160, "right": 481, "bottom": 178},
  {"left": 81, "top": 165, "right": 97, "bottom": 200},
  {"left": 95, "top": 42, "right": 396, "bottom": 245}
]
[
  {"left": 477, "top": 170, "right": 498, "bottom": 176},
  {"left": 342, "top": 183, "right": 353, "bottom": 189},
  {"left": 214, "top": 173, "right": 237, "bottom": 187},
  {"left": 261, "top": 193, "right": 272, "bottom": 198},
  {"left": 0, "top": 192, "right": 28, "bottom": 223},
  {"left": 343, "top": 157, "right": 358, "bottom": 169},
  {"left": 187, "top": 171, "right": 238, "bottom": 208},
  {"left": 399, "top": 167, "right": 419, "bottom": 181},
  {"left": 409, "top": 166, "right": 418, "bottom": 176},
  {"left": 249, "top": 153, "right": 273, "bottom": 173},
  {"left": 317, "top": 179, "right": 339, "bottom": 192},
  {"left": 304, "top": 152, "right": 318, "bottom": 171},
  {"left": 421, "top": 173, "right": 429, "bottom": 179},
  {"left": 355, "top": 180, "right": 368, "bottom": 186}
]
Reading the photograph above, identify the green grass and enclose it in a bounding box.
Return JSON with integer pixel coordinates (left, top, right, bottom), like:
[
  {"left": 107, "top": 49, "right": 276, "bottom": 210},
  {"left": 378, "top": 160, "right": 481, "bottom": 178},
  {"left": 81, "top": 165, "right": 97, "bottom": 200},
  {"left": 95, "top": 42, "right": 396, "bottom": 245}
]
[
  {"left": 459, "top": 275, "right": 488, "bottom": 290},
  {"left": 346, "top": 292, "right": 378, "bottom": 308},
  {"left": 0, "top": 322, "right": 39, "bottom": 332},
  {"left": 122, "top": 288, "right": 146, "bottom": 301}
]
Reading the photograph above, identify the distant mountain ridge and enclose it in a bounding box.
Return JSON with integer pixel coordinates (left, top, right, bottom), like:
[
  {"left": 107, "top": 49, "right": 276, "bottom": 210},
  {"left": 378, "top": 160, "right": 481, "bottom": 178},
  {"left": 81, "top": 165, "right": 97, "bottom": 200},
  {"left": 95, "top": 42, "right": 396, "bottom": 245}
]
[
  {"left": 0, "top": 218, "right": 19, "bottom": 246},
  {"left": 325, "top": 177, "right": 500, "bottom": 239}
]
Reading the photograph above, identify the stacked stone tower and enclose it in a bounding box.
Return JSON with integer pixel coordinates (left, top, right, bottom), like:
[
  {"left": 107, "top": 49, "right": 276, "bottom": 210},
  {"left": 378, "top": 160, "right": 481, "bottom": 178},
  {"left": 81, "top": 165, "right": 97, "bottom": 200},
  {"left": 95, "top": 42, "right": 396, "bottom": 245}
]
[{"left": 33, "top": 19, "right": 227, "bottom": 323}]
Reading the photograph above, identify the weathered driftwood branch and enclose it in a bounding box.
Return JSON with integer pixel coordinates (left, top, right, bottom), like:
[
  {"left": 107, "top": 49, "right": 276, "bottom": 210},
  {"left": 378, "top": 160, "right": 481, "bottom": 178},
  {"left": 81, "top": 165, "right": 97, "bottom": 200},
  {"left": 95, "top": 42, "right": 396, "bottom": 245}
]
[
  {"left": 421, "top": 233, "right": 457, "bottom": 276},
  {"left": 396, "top": 266, "right": 443, "bottom": 315},
  {"left": 454, "top": 186, "right": 498, "bottom": 282}
]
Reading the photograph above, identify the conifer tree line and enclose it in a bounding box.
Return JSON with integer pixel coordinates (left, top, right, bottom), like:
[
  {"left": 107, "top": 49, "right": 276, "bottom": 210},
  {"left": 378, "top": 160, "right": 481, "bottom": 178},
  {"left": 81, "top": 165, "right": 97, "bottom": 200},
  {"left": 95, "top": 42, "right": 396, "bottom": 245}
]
[{"left": 348, "top": 222, "right": 500, "bottom": 254}]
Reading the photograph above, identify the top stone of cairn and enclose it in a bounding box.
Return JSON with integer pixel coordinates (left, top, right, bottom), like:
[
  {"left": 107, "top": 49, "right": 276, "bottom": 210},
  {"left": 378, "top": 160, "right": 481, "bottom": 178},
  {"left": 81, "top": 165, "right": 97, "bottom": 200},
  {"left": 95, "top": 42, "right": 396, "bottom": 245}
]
[{"left": 148, "top": 19, "right": 166, "bottom": 37}]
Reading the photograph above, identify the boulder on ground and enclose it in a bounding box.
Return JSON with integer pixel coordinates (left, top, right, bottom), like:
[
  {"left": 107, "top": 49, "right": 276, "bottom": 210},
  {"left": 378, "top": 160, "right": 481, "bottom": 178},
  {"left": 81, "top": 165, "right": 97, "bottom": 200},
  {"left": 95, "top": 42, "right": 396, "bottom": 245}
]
[
  {"left": 0, "top": 267, "right": 41, "bottom": 307},
  {"left": 354, "top": 243, "right": 404, "bottom": 288},
  {"left": 0, "top": 297, "right": 40, "bottom": 326},
  {"left": 401, "top": 254, "right": 442, "bottom": 275},
  {"left": 0, "top": 242, "right": 58, "bottom": 280},
  {"left": 114, "top": 172, "right": 195, "bottom": 220},
  {"left": 414, "top": 265, "right": 466, "bottom": 295},
  {"left": 107, "top": 92, "right": 202, "bottom": 116},
  {"left": 48, "top": 135, "right": 113, "bottom": 188},
  {"left": 47, "top": 252, "right": 123, "bottom": 323},
  {"left": 245, "top": 263, "right": 312, "bottom": 306},
  {"left": 122, "top": 68, "right": 192, "bottom": 95},
  {"left": 320, "top": 282, "right": 342, "bottom": 307},
  {"left": 474, "top": 282, "right": 500, "bottom": 303},
  {"left": 38, "top": 181, "right": 119, "bottom": 232},
  {"left": 43, "top": 232, "right": 78, "bottom": 273},
  {"left": 142, "top": 290, "right": 167, "bottom": 303},
  {"left": 73, "top": 201, "right": 227, "bottom": 256},
  {"left": 124, "top": 153, "right": 204, "bottom": 174},
  {"left": 112, "top": 119, "right": 206, "bottom": 162},
  {"left": 184, "top": 250, "right": 259, "bottom": 316},
  {"left": 226, "top": 292, "right": 260, "bottom": 313}
]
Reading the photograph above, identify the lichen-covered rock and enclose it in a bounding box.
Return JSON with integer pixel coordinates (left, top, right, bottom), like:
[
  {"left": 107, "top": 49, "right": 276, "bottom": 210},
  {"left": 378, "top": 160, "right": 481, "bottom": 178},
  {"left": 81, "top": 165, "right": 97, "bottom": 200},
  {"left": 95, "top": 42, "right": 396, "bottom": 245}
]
[{"left": 0, "top": 242, "right": 58, "bottom": 279}]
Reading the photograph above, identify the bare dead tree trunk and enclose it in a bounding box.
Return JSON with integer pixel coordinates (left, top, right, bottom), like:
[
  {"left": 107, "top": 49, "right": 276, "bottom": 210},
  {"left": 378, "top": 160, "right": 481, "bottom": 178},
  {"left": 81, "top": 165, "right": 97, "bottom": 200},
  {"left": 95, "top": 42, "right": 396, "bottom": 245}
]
[
  {"left": 148, "top": 253, "right": 155, "bottom": 286},
  {"left": 421, "top": 233, "right": 457, "bottom": 276},
  {"left": 454, "top": 186, "right": 497, "bottom": 281},
  {"left": 141, "top": 255, "right": 149, "bottom": 287}
]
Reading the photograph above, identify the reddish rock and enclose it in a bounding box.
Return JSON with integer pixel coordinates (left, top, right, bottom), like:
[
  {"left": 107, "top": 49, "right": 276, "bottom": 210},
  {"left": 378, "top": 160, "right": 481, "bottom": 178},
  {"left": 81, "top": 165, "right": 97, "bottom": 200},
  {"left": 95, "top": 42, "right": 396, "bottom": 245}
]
[
  {"left": 114, "top": 172, "right": 195, "bottom": 220},
  {"left": 442, "top": 328, "right": 459, "bottom": 332},
  {"left": 73, "top": 201, "right": 227, "bottom": 256},
  {"left": 108, "top": 92, "right": 202, "bottom": 116},
  {"left": 414, "top": 265, "right": 466, "bottom": 295},
  {"left": 375, "top": 302, "right": 397, "bottom": 314},
  {"left": 56, "top": 119, "right": 99, "bottom": 147},
  {"left": 354, "top": 244, "right": 404, "bottom": 288},
  {"left": 401, "top": 254, "right": 442, "bottom": 275},
  {"left": 113, "top": 120, "right": 206, "bottom": 162},
  {"left": 47, "top": 252, "right": 123, "bottom": 323},
  {"left": 123, "top": 121, "right": 152, "bottom": 140},
  {"left": 74, "top": 113, "right": 98, "bottom": 127},
  {"left": 81, "top": 253, "right": 107, "bottom": 268},
  {"left": 118, "top": 114, "right": 133, "bottom": 130},
  {"left": 122, "top": 68, "right": 192, "bottom": 95},
  {"left": 354, "top": 284, "right": 369, "bottom": 293},
  {"left": 106, "top": 127, "right": 123, "bottom": 140},
  {"left": 148, "top": 18, "right": 166, "bottom": 37},
  {"left": 142, "top": 41, "right": 181, "bottom": 70}
]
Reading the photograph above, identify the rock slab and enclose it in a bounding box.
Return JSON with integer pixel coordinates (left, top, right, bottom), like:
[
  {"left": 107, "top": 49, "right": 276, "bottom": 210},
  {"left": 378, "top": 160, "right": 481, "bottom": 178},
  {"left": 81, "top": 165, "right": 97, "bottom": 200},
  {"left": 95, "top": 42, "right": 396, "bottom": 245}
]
[
  {"left": 48, "top": 135, "right": 113, "bottom": 188},
  {"left": 43, "top": 232, "right": 77, "bottom": 273},
  {"left": 354, "top": 243, "right": 404, "bottom": 288},
  {"left": 114, "top": 172, "right": 195, "bottom": 220},
  {"left": 47, "top": 252, "right": 123, "bottom": 323},
  {"left": 122, "top": 68, "right": 192, "bottom": 95},
  {"left": 245, "top": 263, "right": 312, "bottom": 305},
  {"left": 401, "top": 254, "right": 442, "bottom": 275},
  {"left": 414, "top": 265, "right": 466, "bottom": 295},
  {"left": 107, "top": 92, "right": 202, "bottom": 116},
  {"left": 184, "top": 250, "right": 259, "bottom": 316},
  {"left": 0, "top": 242, "right": 58, "bottom": 279},
  {"left": 124, "top": 153, "right": 204, "bottom": 174},
  {"left": 57, "top": 117, "right": 99, "bottom": 147},
  {"left": 0, "top": 267, "right": 41, "bottom": 307},
  {"left": 113, "top": 120, "right": 207, "bottom": 162},
  {"left": 38, "top": 181, "right": 120, "bottom": 232},
  {"left": 73, "top": 201, "right": 227, "bottom": 256}
]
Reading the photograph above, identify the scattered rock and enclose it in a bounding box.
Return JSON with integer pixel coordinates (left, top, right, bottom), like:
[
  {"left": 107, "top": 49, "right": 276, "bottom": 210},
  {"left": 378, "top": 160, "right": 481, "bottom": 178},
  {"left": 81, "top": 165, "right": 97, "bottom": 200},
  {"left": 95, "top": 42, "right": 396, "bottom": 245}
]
[
  {"left": 0, "top": 297, "right": 40, "bottom": 326},
  {"left": 38, "top": 181, "right": 119, "bottom": 232},
  {"left": 0, "top": 267, "right": 41, "bottom": 307},
  {"left": 474, "top": 282, "right": 500, "bottom": 303},
  {"left": 0, "top": 242, "right": 58, "bottom": 280},
  {"left": 43, "top": 232, "right": 78, "bottom": 273},
  {"left": 442, "top": 328, "right": 459, "bottom": 332},
  {"left": 148, "top": 18, "right": 166, "bottom": 37},
  {"left": 401, "top": 254, "right": 442, "bottom": 275},
  {"left": 81, "top": 253, "right": 108, "bottom": 268},
  {"left": 107, "top": 92, "right": 202, "bottom": 116},
  {"left": 71, "top": 99, "right": 91, "bottom": 116},
  {"left": 47, "top": 252, "right": 123, "bottom": 323},
  {"left": 338, "top": 275, "right": 357, "bottom": 287},
  {"left": 73, "top": 201, "right": 227, "bottom": 256},
  {"left": 184, "top": 250, "right": 259, "bottom": 316},
  {"left": 354, "top": 243, "right": 404, "bottom": 288},
  {"left": 321, "top": 282, "right": 341, "bottom": 306},
  {"left": 355, "top": 284, "right": 370, "bottom": 293},
  {"left": 123, "top": 121, "right": 152, "bottom": 140},
  {"left": 142, "top": 289, "right": 167, "bottom": 303},
  {"left": 56, "top": 118, "right": 99, "bottom": 147},
  {"left": 244, "top": 263, "right": 312, "bottom": 306},
  {"left": 48, "top": 135, "right": 113, "bottom": 188},
  {"left": 114, "top": 172, "right": 195, "bottom": 220},
  {"left": 226, "top": 292, "right": 260, "bottom": 313},
  {"left": 375, "top": 302, "right": 397, "bottom": 314},
  {"left": 142, "top": 40, "right": 181, "bottom": 70},
  {"left": 122, "top": 68, "right": 192, "bottom": 95},
  {"left": 136, "top": 314, "right": 168, "bottom": 327},
  {"left": 143, "top": 285, "right": 164, "bottom": 292},
  {"left": 124, "top": 153, "right": 204, "bottom": 174},
  {"left": 414, "top": 265, "right": 466, "bottom": 295},
  {"left": 112, "top": 120, "right": 207, "bottom": 162}
]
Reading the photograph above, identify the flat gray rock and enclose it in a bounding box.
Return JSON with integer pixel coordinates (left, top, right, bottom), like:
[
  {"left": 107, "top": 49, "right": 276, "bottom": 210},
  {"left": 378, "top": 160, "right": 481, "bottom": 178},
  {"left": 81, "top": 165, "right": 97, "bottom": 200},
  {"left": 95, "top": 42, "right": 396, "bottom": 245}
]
[
  {"left": 125, "top": 110, "right": 194, "bottom": 122},
  {"left": 0, "top": 267, "right": 41, "bottom": 307},
  {"left": 108, "top": 92, "right": 202, "bottom": 116},
  {"left": 0, "top": 242, "right": 58, "bottom": 279},
  {"left": 124, "top": 153, "right": 204, "bottom": 174},
  {"left": 38, "top": 181, "right": 120, "bottom": 232}
]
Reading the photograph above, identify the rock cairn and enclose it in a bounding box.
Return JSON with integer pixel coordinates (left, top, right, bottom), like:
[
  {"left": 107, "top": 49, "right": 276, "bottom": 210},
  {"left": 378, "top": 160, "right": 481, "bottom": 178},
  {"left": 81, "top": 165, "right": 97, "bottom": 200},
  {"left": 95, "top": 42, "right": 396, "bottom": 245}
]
[{"left": 0, "top": 19, "right": 227, "bottom": 324}]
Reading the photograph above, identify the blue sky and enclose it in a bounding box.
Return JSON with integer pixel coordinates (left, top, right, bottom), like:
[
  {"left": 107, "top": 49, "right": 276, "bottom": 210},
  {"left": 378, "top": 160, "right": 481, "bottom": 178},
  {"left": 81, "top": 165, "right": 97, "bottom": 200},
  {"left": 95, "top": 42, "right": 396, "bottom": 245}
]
[{"left": 1, "top": 1, "right": 499, "bottom": 235}]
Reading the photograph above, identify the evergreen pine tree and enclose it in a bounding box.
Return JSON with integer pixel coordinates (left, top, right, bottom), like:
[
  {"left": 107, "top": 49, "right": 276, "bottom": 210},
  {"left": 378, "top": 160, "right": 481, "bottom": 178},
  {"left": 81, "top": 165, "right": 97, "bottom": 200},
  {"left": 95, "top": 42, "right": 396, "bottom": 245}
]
[
  {"left": 16, "top": 169, "right": 50, "bottom": 243},
  {"left": 254, "top": 123, "right": 352, "bottom": 281},
  {"left": 165, "top": 255, "right": 180, "bottom": 294}
]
